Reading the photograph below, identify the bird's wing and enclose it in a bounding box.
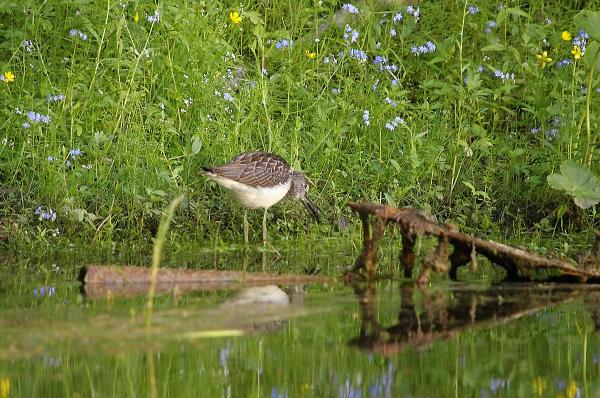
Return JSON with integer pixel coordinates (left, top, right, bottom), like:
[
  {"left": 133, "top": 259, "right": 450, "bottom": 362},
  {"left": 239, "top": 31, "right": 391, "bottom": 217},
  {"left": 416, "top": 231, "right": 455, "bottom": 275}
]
[{"left": 211, "top": 152, "right": 292, "bottom": 188}]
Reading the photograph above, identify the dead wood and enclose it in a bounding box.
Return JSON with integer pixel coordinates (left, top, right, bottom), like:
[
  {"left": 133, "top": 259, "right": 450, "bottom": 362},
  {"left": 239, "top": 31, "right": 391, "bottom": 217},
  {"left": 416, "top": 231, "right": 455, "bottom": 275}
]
[
  {"left": 80, "top": 265, "right": 332, "bottom": 299},
  {"left": 347, "top": 202, "right": 600, "bottom": 284}
]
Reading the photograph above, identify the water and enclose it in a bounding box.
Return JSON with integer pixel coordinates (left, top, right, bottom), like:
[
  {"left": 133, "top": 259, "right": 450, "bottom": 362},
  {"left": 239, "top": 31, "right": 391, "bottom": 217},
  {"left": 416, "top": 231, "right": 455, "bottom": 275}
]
[{"left": 2, "top": 243, "right": 600, "bottom": 397}]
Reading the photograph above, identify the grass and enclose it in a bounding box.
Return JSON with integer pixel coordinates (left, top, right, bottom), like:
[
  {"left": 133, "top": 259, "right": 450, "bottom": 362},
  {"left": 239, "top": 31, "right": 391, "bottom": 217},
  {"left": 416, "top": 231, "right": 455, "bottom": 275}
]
[{"left": 1, "top": 0, "right": 599, "bottom": 247}]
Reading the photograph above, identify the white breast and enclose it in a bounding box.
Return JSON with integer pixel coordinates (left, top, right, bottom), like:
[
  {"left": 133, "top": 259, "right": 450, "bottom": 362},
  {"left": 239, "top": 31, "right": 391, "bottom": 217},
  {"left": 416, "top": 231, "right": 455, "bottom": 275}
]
[{"left": 207, "top": 175, "right": 291, "bottom": 209}]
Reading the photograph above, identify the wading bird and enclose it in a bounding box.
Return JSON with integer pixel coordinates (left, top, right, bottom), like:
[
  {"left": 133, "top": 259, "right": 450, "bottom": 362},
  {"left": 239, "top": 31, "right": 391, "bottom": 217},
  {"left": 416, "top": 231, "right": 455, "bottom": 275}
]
[{"left": 202, "top": 151, "right": 320, "bottom": 245}]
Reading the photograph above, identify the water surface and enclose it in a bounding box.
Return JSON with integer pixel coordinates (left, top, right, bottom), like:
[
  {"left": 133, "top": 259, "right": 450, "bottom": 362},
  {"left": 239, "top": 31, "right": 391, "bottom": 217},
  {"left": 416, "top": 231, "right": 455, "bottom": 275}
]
[{"left": 2, "top": 243, "right": 600, "bottom": 397}]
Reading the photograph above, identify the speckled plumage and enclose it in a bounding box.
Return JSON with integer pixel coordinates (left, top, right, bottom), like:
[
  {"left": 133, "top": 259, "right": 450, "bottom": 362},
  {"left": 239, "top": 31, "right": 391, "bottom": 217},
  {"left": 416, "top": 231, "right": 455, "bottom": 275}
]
[
  {"left": 202, "top": 151, "right": 320, "bottom": 244},
  {"left": 205, "top": 151, "right": 292, "bottom": 189}
]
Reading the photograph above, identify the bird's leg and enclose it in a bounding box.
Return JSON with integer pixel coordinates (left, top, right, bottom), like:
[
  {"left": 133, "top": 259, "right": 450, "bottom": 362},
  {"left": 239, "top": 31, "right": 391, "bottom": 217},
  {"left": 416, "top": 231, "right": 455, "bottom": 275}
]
[
  {"left": 243, "top": 208, "right": 249, "bottom": 245},
  {"left": 262, "top": 208, "right": 268, "bottom": 246},
  {"left": 262, "top": 208, "right": 280, "bottom": 255}
]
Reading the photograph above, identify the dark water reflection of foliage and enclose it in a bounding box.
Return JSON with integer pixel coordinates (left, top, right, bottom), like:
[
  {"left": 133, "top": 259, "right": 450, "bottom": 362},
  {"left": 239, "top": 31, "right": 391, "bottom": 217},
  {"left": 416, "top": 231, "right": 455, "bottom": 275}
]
[{"left": 3, "top": 251, "right": 600, "bottom": 397}]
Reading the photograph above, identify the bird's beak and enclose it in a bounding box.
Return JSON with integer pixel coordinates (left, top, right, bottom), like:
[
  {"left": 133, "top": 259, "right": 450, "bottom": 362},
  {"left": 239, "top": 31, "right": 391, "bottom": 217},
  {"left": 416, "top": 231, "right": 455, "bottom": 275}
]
[{"left": 301, "top": 196, "right": 321, "bottom": 223}]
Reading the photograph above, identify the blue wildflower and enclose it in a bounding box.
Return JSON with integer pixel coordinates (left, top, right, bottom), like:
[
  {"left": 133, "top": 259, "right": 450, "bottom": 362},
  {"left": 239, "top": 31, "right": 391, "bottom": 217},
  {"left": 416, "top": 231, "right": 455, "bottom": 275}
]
[
  {"left": 69, "top": 29, "right": 88, "bottom": 40},
  {"left": 349, "top": 48, "right": 367, "bottom": 62},
  {"left": 35, "top": 206, "right": 57, "bottom": 221},
  {"left": 572, "top": 30, "right": 589, "bottom": 55},
  {"left": 406, "top": 5, "right": 420, "bottom": 20},
  {"left": 47, "top": 156, "right": 55, "bottom": 161},
  {"left": 477, "top": 65, "right": 484, "bottom": 72},
  {"left": 147, "top": 10, "right": 160, "bottom": 24},
  {"left": 411, "top": 41, "right": 436, "bottom": 56},
  {"left": 22, "top": 122, "right": 30, "bottom": 129},
  {"left": 223, "top": 92, "right": 234, "bottom": 102},
  {"left": 28, "top": 111, "right": 51, "bottom": 124},
  {"left": 385, "top": 116, "right": 405, "bottom": 131},
  {"left": 467, "top": 5, "right": 479, "bottom": 14},
  {"left": 343, "top": 25, "right": 359, "bottom": 43},
  {"left": 363, "top": 110, "right": 370, "bottom": 126},
  {"left": 69, "top": 148, "right": 82, "bottom": 158},
  {"left": 392, "top": 12, "right": 403, "bottom": 23},
  {"left": 342, "top": 3, "right": 360, "bottom": 14},
  {"left": 556, "top": 59, "right": 572, "bottom": 68},
  {"left": 493, "top": 69, "right": 515, "bottom": 82},
  {"left": 275, "top": 38, "right": 293, "bottom": 49},
  {"left": 485, "top": 21, "right": 496, "bottom": 33},
  {"left": 389, "top": 28, "right": 397, "bottom": 37},
  {"left": 385, "top": 97, "right": 397, "bottom": 107},
  {"left": 332, "top": 88, "right": 341, "bottom": 95},
  {"left": 373, "top": 55, "right": 387, "bottom": 66},
  {"left": 46, "top": 94, "right": 66, "bottom": 102}
]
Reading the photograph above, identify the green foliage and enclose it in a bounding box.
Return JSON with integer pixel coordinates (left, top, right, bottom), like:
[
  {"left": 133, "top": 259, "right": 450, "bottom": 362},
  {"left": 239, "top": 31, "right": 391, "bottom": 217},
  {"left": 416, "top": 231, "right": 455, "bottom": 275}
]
[
  {"left": 574, "top": 10, "right": 600, "bottom": 43},
  {"left": 1, "top": 0, "right": 600, "bottom": 244},
  {"left": 547, "top": 160, "right": 600, "bottom": 208}
]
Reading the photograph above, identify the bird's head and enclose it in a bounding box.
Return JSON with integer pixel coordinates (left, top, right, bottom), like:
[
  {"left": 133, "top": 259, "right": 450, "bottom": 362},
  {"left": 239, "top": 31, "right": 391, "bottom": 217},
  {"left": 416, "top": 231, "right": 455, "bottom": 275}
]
[{"left": 287, "top": 172, "right": 321, "bottom": 222}]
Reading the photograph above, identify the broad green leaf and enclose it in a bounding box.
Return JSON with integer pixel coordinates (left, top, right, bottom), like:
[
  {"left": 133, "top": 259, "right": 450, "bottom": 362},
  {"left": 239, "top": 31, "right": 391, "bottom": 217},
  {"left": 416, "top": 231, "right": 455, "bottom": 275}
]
[
  {"left": 496, "top": 9, "right": 508, "bottom": 25},
  {"left": 507, "top": 7, "right": 530, "bottom": 19},
  {"left": 389, "top": 158, "right": 401, "bottom": 173},
  {"left": 243, "top": 11, "right": 263, "bottom": 25},
  {"left": 191, "top": 136, "right": 202, "bottom": 155},
  {"left": 574, "top": 10, "right": 600, "bottom": 42},
  {"left": 547, "top": 160, "right": 600, "bottom": 209},
  {"left": 583, "top": 41, "right": 600, "bottom": 72},
  {"left": 384, "top": 192, "right": 397, "bottom": 207},
  {"left": 462, "top": 181, "right": 475, "bottom": 191},
  {"left": 481, "top": 43, "right": 505, "bottom": 52}
]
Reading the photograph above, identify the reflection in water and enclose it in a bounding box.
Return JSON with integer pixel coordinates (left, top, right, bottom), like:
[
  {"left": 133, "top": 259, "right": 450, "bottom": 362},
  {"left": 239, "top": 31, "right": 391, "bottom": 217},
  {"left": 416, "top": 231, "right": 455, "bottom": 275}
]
[
  {"left": 225, "top": 285, "right": 289, "bottom": 306},
  {"left": 33, "top": 286, "right": 56, "bottom": 297},
  {"left": 349, "top": 282, "right": 591, "bottom": 356}
]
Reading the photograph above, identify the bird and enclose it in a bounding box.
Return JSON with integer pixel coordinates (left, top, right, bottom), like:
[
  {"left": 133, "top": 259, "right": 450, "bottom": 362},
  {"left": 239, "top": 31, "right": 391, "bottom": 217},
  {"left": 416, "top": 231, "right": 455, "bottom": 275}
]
[{"left": 202, "top": 151, "right": 320, "bottom": 245}]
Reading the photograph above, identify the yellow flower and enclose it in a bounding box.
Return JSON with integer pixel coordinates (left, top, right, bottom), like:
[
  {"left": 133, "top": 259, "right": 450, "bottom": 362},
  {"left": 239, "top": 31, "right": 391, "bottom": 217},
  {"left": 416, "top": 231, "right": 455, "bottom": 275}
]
[
  {"left": 536, "top": 51, "right": 552, "bottom": 68},
  {"left": 3, "top": 71, "right": 14, "bottom": 83},
  {"left": 133, "top": 10, "right": 139, "bottom": 22},
  {"left": 0, "top": 378, "right": 9, "bottom": 398},
  {"left": 305, "top": 50, "right": 316, "bottom": 59},
  {"left": 561, "top": 31, "right": 572, "bottom": 41},
  {"left": 572, "top": 45, "right": 582, "bottom": 60},
  {"left": 532, "top": 377, "right": 546, "bottom": 397},
  {"left": 567, "top": 381, "right": 578, "bottom": 398},
  {"left": 229, "top": 11, "right": 242, "bottom": 24}
]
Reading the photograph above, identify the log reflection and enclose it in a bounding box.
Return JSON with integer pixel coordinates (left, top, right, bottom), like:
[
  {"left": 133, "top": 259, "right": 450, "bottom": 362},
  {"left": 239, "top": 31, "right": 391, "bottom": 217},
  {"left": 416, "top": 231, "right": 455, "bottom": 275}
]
[{"left": 349, "top": 282, "right": 587, "bottom": 356}]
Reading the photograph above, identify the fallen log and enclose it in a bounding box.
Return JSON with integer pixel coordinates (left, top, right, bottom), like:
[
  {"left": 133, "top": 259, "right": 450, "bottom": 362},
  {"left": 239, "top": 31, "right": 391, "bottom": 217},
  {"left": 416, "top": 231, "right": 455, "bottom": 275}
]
[
  {"left": 80, "top": 265, "right": 332, "bottom": 299},
  {"left": 347, "top": 202, "right": 600, "bottom": 283}
]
